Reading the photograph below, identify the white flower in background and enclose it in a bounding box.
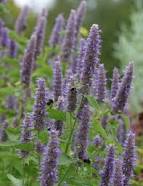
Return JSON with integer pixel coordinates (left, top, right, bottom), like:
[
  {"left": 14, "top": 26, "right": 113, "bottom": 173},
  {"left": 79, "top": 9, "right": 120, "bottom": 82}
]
[{"left": 14, "top": 0, "right": 57, "bottom": 12}]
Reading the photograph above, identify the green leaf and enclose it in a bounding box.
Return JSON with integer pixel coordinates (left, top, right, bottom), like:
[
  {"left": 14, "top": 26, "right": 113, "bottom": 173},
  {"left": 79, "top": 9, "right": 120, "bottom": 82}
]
[
  {"left": 86, "top": 96, "right": 99, "bottom": 109},
  {"left": 7, "top": 174, "right": 22, "bottom": 186},
  {"left": 15, "top": 143, "right": 34, "bottom": 151},
  {"left": 59, "top": 153, "right": 73, "bottom": 165},
  {"left": 48, "top": 108, "right": 66, "bottom": 121}
]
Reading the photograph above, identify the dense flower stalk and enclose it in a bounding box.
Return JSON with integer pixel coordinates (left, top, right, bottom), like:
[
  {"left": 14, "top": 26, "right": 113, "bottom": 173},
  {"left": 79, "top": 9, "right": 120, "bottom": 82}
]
[
  {"left": 21, "top": 34, "right": 36, "bottom": 87},
  {"left": 40, "top": 130, "right": 60, "bottom": 186},
  {"left": 100, "top": 145, "right": 115, "bottom": 186},
  {"left": 49, "top": 14, "right": 64, "bottom": 47},
  {"left": 0, "top": 19, "right": 4, "bottom": 35},
  {"left": 122, "top": 131, "right": 136, "bottom": 186},
  {"left": 0, "top": 119, "right": 8, "bottom": 142},
  {"left": 96, "top": 64, "right": 107, "bottom": 101},
  {"left": 111, "top": 67, "right": 120, "bottom": 100},
  {"left": 35, "top": 16, "right": 47, "bottom": 59},
  {"left": 6, "top": 95, "right": 18, "bottom": 111},
  {"left": 15, "top": 6, "right": 29, "bottom": 34},
  {"left": 113, "top": 159, "right": 124, "bottom": 186},
  {"left": 20, "top": 114, "right": 33, "bottom": 158},
  {"left": 33, "top": 78, "right": 47, "bottom": 131},
  {"left": 116, "top": 116, "right": 126, "bottom": 145},
  {"left": 61, "top": 9, "right": 76, "bottom": 62},
  {"left": 53, "top": 57, "right": 62, "bottom": 101},
  {"left": 112, "top": 63, "right": 133, "bottom": 112},
  {"left": 81, "top": 24, "right": 101, "bottom": 93},
  {"left": 75, "top": 1, "right": 86, "bottom": 39},
  {"left": 1, "top": 27, "right": 9, "bottom": 47},
  {"left": 75, "top": 103, "right": 90, "bottom": 160},
  {"left": 66, "top": 76, "right": 77, "bottom": 112},
  {"left": 8, "top": 40, "right": 17, "bottom": 57},
  {"left": 76, "top": 38, "right": 86, "bottom": 76}
]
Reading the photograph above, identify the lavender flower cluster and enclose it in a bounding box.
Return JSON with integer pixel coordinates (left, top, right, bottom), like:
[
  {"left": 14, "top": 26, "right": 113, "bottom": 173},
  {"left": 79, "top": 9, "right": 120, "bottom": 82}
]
[
  {"left": 0, "top": 1, "right": 137, "bottom": 186},
  {"left": 0, "top": 20, "right": 18, "bottom": 57}
]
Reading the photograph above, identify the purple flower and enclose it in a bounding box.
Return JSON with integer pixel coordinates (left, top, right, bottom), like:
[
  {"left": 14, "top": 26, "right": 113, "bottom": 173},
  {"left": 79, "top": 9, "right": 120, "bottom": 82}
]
[
  {"left": 20, "top": 114, "right": 33, "bottom": 158},
  {"left": 96, "top": 64, "right": 107, "bottom": 101},
  {"left": 49, "top": 14, "right": 65, "bottom": 47},
  {"left": 35, "top": 140, "right": 45, "bottom": 154},
  {"left": 112, "top": 63, "right": 133, "bottom": 112},
  {"left": 122, "top": 131, "right": 136, "bottom": 186},
  {"left": 116, "top": 116, "right": 126, "bottom": 145},
  {"left": 113, "top": 159, "right": 124, "bottom": 186},
  {"left": 0, "top": 119, "right": 8, "bottom": 142},
  {"left": 8, "top": 40, "right": 18, "bottom": 58},
  {"left": 76, "top": 38, "right": 86, "bottom": 76},
  {"left": 53, "top": 57, "right": 62, "bottom": 102},
  {"left": 35, "top": 16, "right": 47, "bottom": 59},
  {"left": 61, "top": 9, "right": 76, "bottom": 62},
  {"left": 6, "top": 95, "right": 18, "bottom": 111},
  {"left": 75, "top": 1, "right": 87, "bottom": 40},
  {"left": 93, "top": 135, "right": 102, "bottom": 147},
  {"left": 15, "top": 6, "right": 29, "bottom": 34},
  {"left": 100, "top": 145, "right": 115, "bottom": 186},
  {"left": 0, "top": 19, "right": 4, "bottom": 35},
  {"left": 33, "top": 78, "right": 47, "bottom": 131},
  {"left": 66, "top": 76, "right": 77, "bottom": 112},
  {"left": 111, "top": 67, "right": 120, "bottom": 100},
  {"left": 75, "top": 103, "right": 90, "bottom": 160},
  {"left": 21, "top": 34, "right": 36, "bottom": 88},
  {"left": 40, "top": 130, "right": 60, "bottom": 186},
  {"left": 1, "top": 27, "right": 9, "bottom": 47},
  {"left": 81, "top": 24, "right": 101, "bottom": 93}
]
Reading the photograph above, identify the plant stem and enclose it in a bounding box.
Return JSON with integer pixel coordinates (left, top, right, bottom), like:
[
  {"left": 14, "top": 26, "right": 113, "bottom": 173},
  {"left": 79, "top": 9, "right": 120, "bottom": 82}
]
[{"left": 65, "top": 113, "right": 76, "bottom": 154}]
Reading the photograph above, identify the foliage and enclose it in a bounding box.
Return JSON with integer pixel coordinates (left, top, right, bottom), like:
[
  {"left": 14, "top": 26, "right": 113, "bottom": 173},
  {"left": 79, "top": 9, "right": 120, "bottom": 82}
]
[
  {"left": 114, "top": 3, "right": 143, "bottom": 112},
  {"left": 0, "top": 1, "right": 138, "bottom": 186}
]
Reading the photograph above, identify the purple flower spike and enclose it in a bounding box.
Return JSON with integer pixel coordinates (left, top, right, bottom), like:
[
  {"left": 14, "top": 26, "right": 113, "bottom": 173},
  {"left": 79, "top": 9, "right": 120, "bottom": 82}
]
[
  {"left": 0, "top": 19, "right": 4, "bottom": 35},
  {"left": 20, "top": 114, "right": 33, "bottom": 158},
  {"left": 75, "top": 103, "right": 90, "bottom": 160},
  {"left": 75, "top": 1, "right": 87, "bottom": 39},
  {"left": 76, "top": 38, "right": 86, "bottom": 76},
  {"left": 1, "top": 27, "right": 9, "bottom": 47},
  {"left": 96, "top": 64, "right": 107, "bottom": 101},
  {"left": 40, "top": 130, "right": 60, "bottom": 186},
  {"left": 61, "top": 9, "right": 76, "bottom": 62},
  {"left": 81, "top": 24, "right": 101, "bottom": 93},
  {"left": 15, "top": 6, "right": 29, "bottom": 34},
  {"left": 35, "top": 16, "right": 47, "bottom": 59},
  {"left": 112, "top": 63, "right": 133, "bottom": 112},
  {"left": 53, "top": 57, "right": 62, "bottom": 102},
  {"left": 122, "top": 131, "right": 136, "bottom": 186},
  {"left": 33, "top": 78, "right": 47, "bottom": 131},
  {"left": 66, "top": 76, "right": 77, "bottom": 112},
  {"left": 113, "top": 159, "right": 124, "bottom": 186},
  {"left": 0, "top": 119, "right": 8, "bottom": 142},
  {"left": 8, "top": 40, "right": 18, "bottom": 58},
  {"left": 93, "top": 135, "right": 102, "bottom": 147},
  {"left": 111, "top": 67, "right": 120, "bottom": 100},
  {"left": 100, "top": 145, "right": 115, "bottom": 186},
  {"left": 49, "top": 14, "right": 65, "bottom": 47},
  {"left": 21, "top": 34, "right": 36, "bottom": 87}
]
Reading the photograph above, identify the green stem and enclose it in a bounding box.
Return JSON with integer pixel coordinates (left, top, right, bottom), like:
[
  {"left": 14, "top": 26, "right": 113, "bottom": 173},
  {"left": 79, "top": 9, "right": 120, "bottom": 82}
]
[{"left": 65, "top": 113, "right": 76, "bottom": 154}]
